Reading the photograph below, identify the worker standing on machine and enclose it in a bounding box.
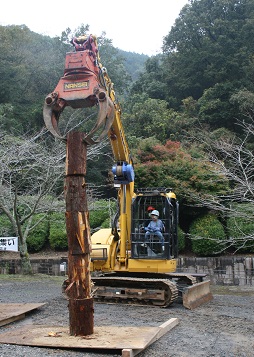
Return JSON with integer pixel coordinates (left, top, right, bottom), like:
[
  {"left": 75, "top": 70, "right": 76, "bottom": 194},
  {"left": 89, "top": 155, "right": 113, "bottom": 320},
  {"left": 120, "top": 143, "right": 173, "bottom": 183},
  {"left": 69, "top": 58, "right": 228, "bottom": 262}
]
[{"left": 144, "top": 210, "right": 165, "bottom": 250}]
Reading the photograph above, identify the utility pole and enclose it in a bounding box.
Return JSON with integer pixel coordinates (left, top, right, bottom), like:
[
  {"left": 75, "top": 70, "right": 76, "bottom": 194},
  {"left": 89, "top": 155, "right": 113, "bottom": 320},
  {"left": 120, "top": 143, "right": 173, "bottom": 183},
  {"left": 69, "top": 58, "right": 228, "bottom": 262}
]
[{"left": 64, "top": 131, "right": 94, "bottom": 336}]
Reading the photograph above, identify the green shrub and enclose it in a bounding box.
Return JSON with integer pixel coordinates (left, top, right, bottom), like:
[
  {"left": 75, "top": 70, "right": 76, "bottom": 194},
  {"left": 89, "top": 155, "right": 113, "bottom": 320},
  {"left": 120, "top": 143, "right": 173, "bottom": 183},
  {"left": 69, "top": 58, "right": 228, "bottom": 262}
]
[
  {"left": 49, "top": 212, "right": 68, "bottom": 250},
  {"left": 101, "top": 217, "right": 111, "bottom": 228},
  {"left": 0, "top": 214, "right": 15, "bottom": 236},
  {"left": 27, "top": 214, "right": 49, "bottom": 252},
  {"left": 89, "top": 199, "right": 116, "bottom": 228},
  {"left": 48, "top": 204, "right": 113, "bottom": 250},
  {"left": 189, "top": 214, "right": 226, "bottom": 256},
  {"left": 89, "top": 210, "right": 109, "bottom": 229},
  {"left": 227, "top": 216, "right": 254, "bottom": 253},
  {"left": 177, "top": 226, "right": 185, "bottom": 253}
]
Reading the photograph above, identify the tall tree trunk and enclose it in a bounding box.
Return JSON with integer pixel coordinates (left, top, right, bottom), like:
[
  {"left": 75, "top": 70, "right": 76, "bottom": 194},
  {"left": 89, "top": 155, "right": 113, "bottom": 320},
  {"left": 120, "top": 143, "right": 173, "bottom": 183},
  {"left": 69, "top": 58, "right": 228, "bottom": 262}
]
[
  {"left": 17, "top": 216, "right": 33, "bottom": 275},
  {"left": 19, "top": 241, "right": 33, "bottom": 275}
]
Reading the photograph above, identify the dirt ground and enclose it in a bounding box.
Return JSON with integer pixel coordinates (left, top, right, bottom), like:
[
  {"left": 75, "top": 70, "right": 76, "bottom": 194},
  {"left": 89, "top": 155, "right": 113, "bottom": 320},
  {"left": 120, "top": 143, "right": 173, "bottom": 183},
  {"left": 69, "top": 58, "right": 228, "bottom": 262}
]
[{"left": 0, "top": 274, "right": 254, "bottom": 356}]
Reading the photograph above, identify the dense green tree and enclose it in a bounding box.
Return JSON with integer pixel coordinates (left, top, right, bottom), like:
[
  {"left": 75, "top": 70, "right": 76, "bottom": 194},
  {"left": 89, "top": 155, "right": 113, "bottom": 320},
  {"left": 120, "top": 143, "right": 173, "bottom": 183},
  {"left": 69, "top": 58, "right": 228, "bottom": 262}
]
[
  {"left": 123, "top": 95, "right": 176, "bottom": 142},
  {"left": 131, "top": 55, "right": 167, "bottom": 100},
  {"left": 118, "top": 50, "right": 148, "bottom": 81},
  {"left": 130, "top": 0, "right": 254, "bottom": 133},
  {"left": 197, "top": 82, "right": 239, "bottom": 130},
  {"left": 163, "top": 0, "right": 254, "bottom": 103},
  {"left": 0, "top": 25, "right": 69, "bottom": 132}
]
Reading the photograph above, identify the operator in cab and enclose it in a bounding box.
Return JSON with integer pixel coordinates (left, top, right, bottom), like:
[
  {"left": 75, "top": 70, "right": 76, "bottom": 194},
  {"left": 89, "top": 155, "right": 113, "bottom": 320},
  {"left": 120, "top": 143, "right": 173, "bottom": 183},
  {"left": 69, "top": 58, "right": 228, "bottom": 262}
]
[{"left": 144, "top": 210, "right": 165, "bottom": 250}]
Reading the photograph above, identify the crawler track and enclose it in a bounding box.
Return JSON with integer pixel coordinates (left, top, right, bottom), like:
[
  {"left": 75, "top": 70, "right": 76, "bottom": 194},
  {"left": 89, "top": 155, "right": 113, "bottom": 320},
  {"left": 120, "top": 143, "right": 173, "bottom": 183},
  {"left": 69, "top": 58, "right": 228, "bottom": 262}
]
[{"left": 92, "top": 276, "right": 179, "bottom": 307}]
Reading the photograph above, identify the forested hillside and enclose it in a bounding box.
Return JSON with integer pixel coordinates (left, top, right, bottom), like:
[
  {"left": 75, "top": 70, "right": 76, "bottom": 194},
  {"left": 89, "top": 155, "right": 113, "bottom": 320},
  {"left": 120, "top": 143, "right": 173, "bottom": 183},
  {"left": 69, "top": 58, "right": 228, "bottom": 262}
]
[
  {"left": 0, "top": 24, "right": 144, "bottom": 133},
  {"left": 0, "top": 0, "right": 254, "bottom": 267}
]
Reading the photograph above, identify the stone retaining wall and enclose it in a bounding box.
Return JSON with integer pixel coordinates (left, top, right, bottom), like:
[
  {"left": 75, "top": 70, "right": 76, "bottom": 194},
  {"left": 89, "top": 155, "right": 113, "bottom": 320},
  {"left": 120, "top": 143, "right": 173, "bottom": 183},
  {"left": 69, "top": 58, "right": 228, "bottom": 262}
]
[
  {"left": 0, "top": 256, "right": 254, "bottom": 286},
  {"left": 177, "top": 256, "right": 254, "bottom": 286},
  {"left": 0, "top": 257, "right": 68, "bottom": 276}
]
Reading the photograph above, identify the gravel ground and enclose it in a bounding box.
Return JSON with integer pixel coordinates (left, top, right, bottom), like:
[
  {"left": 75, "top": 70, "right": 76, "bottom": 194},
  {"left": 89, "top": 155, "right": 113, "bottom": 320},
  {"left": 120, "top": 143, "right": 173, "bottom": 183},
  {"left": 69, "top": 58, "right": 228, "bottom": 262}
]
[{"left": 0, "top": 274, "right": 254, "bottom": 357}]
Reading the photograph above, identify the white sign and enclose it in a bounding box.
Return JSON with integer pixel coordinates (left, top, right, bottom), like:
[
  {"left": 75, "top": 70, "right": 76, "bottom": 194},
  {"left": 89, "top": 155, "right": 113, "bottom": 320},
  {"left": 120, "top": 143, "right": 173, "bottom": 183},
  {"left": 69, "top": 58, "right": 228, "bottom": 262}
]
[{"left": 0, "top": 237, "right": 18, "bottom": 252}]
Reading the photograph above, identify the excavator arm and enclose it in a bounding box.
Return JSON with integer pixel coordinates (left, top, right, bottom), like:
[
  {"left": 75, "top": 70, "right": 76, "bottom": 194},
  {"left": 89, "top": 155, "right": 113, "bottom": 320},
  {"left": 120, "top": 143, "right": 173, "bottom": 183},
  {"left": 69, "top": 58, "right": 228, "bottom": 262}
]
[{"left": 43, "top": 34, "right": 134, "bottom": 268}]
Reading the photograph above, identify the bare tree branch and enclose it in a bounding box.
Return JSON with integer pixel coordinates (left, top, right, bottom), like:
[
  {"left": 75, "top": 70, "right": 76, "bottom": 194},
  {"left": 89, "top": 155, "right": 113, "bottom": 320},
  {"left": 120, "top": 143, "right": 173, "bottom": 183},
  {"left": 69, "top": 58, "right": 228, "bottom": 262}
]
[
  {"left": 0, "top": 127, "right": 110, "bottom": 273},
  {"left": 188, "top": 116, "right": 254, "bottom": 253}
]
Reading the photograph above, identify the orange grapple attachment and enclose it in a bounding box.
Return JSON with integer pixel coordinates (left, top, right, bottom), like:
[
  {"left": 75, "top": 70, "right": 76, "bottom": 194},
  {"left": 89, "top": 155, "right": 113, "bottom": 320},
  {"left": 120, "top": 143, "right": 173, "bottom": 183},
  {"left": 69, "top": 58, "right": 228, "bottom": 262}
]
[{"left": 43, "top": 35, "right": 115, "bottom": 144}]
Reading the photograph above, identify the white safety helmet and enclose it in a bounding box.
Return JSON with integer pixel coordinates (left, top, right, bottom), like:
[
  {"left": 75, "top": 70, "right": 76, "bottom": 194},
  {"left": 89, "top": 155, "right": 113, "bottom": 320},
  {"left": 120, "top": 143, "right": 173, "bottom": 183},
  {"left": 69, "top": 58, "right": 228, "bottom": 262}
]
[{"left": 151, "top": 210, "right": 159, "bottom": 217}]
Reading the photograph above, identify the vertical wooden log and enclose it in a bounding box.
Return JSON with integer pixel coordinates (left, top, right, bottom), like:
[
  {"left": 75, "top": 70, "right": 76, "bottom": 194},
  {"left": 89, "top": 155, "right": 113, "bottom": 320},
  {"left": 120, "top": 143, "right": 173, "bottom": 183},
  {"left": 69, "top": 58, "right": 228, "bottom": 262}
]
[{"left": 65, "top": 131, "right": 94, "bottom": 336}]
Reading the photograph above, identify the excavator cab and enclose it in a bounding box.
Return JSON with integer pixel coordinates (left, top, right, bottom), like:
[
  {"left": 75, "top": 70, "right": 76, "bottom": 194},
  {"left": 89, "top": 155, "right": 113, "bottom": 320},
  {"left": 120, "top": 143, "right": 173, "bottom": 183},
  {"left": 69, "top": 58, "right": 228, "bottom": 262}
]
[{"left": 131, "top": 188, "right": 179, "bottom": 260}]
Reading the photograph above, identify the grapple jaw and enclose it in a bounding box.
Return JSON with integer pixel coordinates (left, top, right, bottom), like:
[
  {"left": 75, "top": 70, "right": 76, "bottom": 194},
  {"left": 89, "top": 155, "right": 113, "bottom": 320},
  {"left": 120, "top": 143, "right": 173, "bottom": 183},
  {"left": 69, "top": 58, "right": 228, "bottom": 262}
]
[
  {"left": 83, "top": 90, "right": 115, "bottom": 145},
  {"left": 43, "top": 93, "right": 66, "bottom": 140},
  {"left": 43, "top": 88, "right": 115, "bottom": 144},
  {"left": 43, "top": 35, "right": 115, "bottom": 144}
]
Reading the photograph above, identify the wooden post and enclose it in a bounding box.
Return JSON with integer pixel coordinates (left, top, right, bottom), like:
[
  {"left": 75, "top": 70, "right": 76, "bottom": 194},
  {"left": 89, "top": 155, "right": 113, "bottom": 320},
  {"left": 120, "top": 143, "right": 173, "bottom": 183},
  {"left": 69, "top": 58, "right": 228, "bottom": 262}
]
[{"left": 65, "top": 131, "right": 94, "bottom": 336}]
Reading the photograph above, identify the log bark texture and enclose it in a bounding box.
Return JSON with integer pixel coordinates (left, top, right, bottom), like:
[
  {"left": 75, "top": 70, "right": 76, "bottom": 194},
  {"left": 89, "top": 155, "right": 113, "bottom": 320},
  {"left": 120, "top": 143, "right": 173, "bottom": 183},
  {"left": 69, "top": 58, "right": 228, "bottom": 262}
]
[{"left": 64, "top": 131, "right": 94, "bottom": 336}]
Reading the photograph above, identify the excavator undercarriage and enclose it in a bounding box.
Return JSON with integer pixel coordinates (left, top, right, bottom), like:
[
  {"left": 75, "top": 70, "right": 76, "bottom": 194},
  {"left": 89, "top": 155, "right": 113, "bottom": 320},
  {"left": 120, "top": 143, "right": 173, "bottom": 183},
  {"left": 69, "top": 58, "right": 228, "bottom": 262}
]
[
  {"left": 63, "top": 270, "right": 212, "bottom": 309},
  {"left": 91, "top": 273, "right": 212, "bottom": 309}
]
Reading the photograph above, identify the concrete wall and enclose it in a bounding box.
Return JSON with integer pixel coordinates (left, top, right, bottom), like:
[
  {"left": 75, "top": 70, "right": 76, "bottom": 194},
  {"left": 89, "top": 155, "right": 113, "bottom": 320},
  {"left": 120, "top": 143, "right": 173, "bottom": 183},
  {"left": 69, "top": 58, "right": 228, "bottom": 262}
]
[{"left": 0, "top": 256, "right": 254, "bottom": 286}]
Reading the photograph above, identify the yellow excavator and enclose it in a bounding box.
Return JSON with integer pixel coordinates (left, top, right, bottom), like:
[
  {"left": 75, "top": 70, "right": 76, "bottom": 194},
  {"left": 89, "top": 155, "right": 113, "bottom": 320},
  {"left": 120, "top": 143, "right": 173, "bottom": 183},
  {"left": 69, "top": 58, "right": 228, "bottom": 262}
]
[{"left": 43, "top": 34, "right": 212, "bottom": 309}]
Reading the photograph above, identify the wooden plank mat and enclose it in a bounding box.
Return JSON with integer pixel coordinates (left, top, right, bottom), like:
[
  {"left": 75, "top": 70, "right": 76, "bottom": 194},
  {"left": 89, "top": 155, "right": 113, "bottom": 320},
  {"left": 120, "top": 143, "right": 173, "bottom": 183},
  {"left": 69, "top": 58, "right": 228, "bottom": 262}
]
[
  {"left": 0, "top": 303, "right": 46, "bottom": 327},
  {"left": 0, "top": 318, "right": 179, "bottom": 356}
]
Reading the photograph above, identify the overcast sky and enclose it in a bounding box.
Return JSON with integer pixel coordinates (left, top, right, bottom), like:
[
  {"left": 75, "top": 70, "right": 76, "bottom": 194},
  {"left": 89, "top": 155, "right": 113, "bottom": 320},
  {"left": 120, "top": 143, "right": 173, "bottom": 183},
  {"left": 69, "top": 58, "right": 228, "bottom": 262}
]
[{"left": 0, "top": 0, "right": 189, "bottom": 55}]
